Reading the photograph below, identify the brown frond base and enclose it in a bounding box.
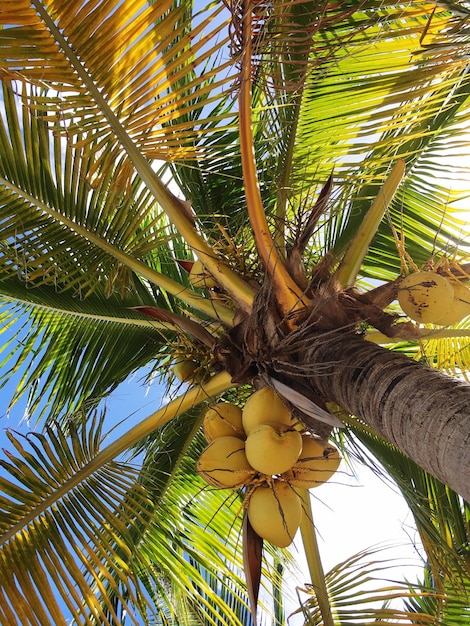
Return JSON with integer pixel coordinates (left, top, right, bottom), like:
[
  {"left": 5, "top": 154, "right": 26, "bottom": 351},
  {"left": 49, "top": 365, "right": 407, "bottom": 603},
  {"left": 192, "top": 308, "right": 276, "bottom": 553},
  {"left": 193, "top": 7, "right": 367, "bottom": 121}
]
[{"left": 214, "top": 273, "right": 421, "bottom": 437}]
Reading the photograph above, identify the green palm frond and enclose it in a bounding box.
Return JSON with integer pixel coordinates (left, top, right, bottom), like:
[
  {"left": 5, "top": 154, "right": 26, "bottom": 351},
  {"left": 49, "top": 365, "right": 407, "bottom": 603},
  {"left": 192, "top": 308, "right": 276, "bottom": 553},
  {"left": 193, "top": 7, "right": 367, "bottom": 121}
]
[
  {"left": 0, "top": 81, "right": 194, "bottom": 303},
  {"left": 0, "top": 1, "right": 256, "bottom": 311},
  {"left": 296, "top": 544, "right": 468, "bottom": 625},
  {"left": 0, "top": 413, "right": 157, "bottom": 626},
  {"left": 0, "top": 376, "right": 284, "bottom": 625},
  {"left": 404, "top": 568, "right": 470, "bottom": 625},
  {"left": 0, "top": 77, "right": 235, "bottom": 419},
  {"left": 0, "top": 285, "right": 171, "bottom": 422},
  {"left": 287, "top": 4, "right": 470, "bottom": 265},
  {"left": 4, "top": 0, "right": 236, "bottom": 164}
]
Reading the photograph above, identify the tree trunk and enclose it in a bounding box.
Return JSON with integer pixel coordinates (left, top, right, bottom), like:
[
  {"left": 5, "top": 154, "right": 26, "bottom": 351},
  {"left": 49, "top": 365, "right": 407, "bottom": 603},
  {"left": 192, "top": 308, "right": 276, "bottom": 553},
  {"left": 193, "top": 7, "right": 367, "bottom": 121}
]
[{"left": 286, "top": 331, "right": 470, "bottom": 502}]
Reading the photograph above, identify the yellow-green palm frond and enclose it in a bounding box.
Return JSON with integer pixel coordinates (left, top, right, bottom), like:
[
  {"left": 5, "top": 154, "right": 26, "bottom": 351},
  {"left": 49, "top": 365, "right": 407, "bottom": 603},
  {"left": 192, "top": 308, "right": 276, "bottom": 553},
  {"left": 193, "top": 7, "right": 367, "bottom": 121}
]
[
  {"left": 2, "top": 0, "right": 235, "bottom": 163},
  {"left": 0, "top": 414, "right": 158, "bottom": 625},
  {"left": 296, "top": 544, "right": 469, "bottom": 625},
  {"left": 0, "top": 81, "right": 187, "bottom": 299},
  {"left": 280, "top": 2, "right": 470, "bottom": 266},
  {"left": 0, "top": 79, "right": 236, "bottom": 324},
  {"left": 0, "top": 394, "right": 284, "bottom": 625},
  {"left": 418, "top": 324, "right": 470, "bottom": 380}
]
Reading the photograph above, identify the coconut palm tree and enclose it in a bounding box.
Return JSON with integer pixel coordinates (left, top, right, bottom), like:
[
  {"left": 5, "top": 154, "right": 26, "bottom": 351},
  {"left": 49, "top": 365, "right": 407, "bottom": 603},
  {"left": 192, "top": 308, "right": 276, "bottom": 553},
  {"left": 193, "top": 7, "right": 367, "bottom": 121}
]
[{"left": 0, "top": 0, "right": 469, "bottom": 623}]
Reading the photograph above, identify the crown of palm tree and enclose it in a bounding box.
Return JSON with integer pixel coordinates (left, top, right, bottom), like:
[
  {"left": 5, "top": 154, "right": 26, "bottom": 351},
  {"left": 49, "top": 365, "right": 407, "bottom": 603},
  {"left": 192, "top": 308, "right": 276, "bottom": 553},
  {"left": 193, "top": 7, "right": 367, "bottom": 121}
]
[{"left": 0, "top": 0, "right": 469, "bottom": 624}]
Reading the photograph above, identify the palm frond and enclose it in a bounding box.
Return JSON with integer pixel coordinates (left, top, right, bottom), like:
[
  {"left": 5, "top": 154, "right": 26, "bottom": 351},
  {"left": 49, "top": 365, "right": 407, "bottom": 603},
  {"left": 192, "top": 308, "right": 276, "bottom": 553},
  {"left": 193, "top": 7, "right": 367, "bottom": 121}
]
[
  {"left": 287, "top": 3, "right": 470, "bottom": 266},
  {"left": 0, "top": 413, "right": 157, "bottom": 626},
  {"left": 404, "top": 568, "right": 470, "bottom": 625},
  {"left": 416, "top": 320, "right": 470, "bottom": 380},
  {"left": 3, "top": 0, "right": 236, "bottom": 163},
  {"left": 0, "top": 81, "right": 208, "bottom": 306},
  {"left": 0, "top": 285, "right": 172, "bottom": 422},
  {"left": 295, "top": 544, "right": 466, "bottom": 625},
  {"left": 0, "top": 395, "right": 292, "bottom": 625}
]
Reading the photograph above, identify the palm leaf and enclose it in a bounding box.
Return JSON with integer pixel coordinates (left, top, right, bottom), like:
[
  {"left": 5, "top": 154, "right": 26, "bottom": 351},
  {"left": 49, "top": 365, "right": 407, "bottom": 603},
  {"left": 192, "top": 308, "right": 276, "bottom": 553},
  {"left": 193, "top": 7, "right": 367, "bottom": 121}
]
[
  {"left": 0, "top": 2, "right": 255, "bottom": 310},
  {"left": 0, "top": 372, "right": 282, "bottom": 625},
  {"left": 296, "top": 544, "right": 468, "bottom": 625},
  {"left": 0, "top": 414, "right": 156, "bottom": 626},
  {"left": 0, "top": 81, "right": 221, "bottom": 312},
  {"left": 286, "top": 3, "right": 470, "bottom": 267},
  {"left": 0, "top": 285, "right": 172, "bottom": 422},
  {"left": 417, "top": 323, "right": 470, "bottom": 380},
  {"left": 404, "top": 568, "right": 470, "bottom": 625},
  {"left": 3, "top": 0, "right": 235, "bottom": 163}
]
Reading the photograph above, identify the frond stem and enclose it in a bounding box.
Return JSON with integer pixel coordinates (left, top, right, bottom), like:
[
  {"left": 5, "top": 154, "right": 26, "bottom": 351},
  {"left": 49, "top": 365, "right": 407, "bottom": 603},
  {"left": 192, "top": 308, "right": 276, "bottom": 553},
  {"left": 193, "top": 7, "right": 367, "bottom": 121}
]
[
  {"left": 333, "top": 160, "right": 405, "bottom": 287},
  {"left": 238, "top": 2, "right": 308, "bottom": 317},
  {"left": 298, "top": 489, "right": 335, "bottom": 626}
]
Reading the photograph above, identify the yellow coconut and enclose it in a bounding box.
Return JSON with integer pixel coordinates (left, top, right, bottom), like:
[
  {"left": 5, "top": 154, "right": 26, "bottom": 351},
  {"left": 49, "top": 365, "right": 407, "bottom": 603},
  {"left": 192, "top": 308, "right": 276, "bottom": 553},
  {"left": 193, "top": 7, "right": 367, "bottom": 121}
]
[
  {"left": 247, "top": 481, "right": 302, "bottom": 548},
  {"left": 434, "top": 279, "right": 470, "bottom": 325},
  {"left": 242, "top": 387, "right": 292, "bottom": 435},
  {"left": 245, "top": 423, "right": 303, "bottom": 475},
  {"left": 189, "top": 259, "right": 218, "bottom": 289},
  {"left": 173, "top": 359, "right": 202, "bottom": 384},
  {"left": 203, "top": 403, "right": 245, "bottom": 442},
  {"left": 398, "top": 271, "right": 454, "bottom": 324},
  {"left": 288, "top": 436, "right": 341, "bottom": 488},
  {"left": 197, "top": 436, "right": 256, "bottom": 488}
]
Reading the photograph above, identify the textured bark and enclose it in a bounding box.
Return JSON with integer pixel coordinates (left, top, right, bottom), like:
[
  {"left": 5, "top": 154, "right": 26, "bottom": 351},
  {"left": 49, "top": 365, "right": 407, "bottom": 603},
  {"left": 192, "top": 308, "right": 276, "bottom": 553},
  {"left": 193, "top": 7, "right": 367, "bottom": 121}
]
[{"left": 286, "top": 331, "right": 470, "bottom": 502}]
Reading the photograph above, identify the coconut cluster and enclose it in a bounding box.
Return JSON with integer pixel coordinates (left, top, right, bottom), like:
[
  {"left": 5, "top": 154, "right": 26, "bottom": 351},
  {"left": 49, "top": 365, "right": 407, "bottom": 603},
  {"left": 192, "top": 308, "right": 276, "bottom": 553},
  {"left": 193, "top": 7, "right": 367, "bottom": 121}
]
[
  {"left": 196, "top": 387, "right": 341, "bottom": 548},
  {"left": 398, "top": 271, "right": 470, "bottom": 325}
]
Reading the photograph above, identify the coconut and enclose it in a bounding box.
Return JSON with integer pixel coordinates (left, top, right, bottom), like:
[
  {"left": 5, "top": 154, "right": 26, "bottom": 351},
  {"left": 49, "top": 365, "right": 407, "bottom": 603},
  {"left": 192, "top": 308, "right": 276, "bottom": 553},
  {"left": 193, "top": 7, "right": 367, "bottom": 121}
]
[
  {"left": 197, "top": 436, "right": 256, "bottom": 488},
  {"left": 434, "top": 279, "right": 470, "bottom": 325},
  {"left": 288, "top": 436, "right": 341, "bottom": 488},
  {"left": 203, "top": 403, "right": 245, "bottom": 442},
  {"left": 398, "top": 271, "right": 454, "bottom": 324},
  {"left": 245, "top": 423, "right": 302, "bottom": 476},
  {"left": 247, "top": 481, "right": 302, "bottom": 548},
  {"left": 189, "top": 259, "right": 218, "bottom": 289},
  {"left": 242, "top": 387, "right": 292, "bottom": 435},
  {"left": 173, "top": 359, "right": 202, "bottom": 383}
]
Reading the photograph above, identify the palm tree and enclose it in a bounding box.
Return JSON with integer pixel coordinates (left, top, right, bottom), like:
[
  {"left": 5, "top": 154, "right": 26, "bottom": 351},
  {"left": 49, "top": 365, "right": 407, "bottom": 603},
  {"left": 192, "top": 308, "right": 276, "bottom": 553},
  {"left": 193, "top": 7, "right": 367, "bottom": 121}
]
[{"left": 0, "top": 0, "right": 469, "bottom": 623}]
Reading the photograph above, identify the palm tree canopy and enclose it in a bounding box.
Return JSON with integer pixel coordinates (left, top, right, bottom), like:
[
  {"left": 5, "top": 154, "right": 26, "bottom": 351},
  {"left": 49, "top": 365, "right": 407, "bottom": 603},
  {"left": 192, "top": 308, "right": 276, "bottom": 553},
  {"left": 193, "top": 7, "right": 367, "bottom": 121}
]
[{"left": 0, "top": 0, "right": 470, "bottom": 623}]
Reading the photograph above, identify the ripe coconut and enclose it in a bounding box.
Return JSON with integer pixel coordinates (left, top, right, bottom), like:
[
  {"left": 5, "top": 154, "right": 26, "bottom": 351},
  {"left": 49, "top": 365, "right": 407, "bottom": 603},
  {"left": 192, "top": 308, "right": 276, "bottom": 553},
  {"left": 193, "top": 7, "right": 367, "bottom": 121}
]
[
  {"left": 434, "top": 279, "right": 470, "bottom": 325},
  {"left": 173, "top": 359, "right": 203, "bottom": 384},
  {"left": 189, "top": 259, "right": 218, "bottom": 289},
  {"left": 245, "top": 423, "right": 303, "bottom": 475},
  {"left": 247, "top": 481, "right": 302, "bottom": 548},
  {"left": 197, "top": 436, "right": 256, "bottom": 488},
  {"left": 242, "top": 387, "right": 292, "bottom": 435},
  {"left": 288, "top": 436, "right": 341, "bottom": 488},
  {"left": 398, "top": 271, "right": 454, "bottom": 324},
  {"left": 203, "top": 403, "right": 245, "bottom": 442}
]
